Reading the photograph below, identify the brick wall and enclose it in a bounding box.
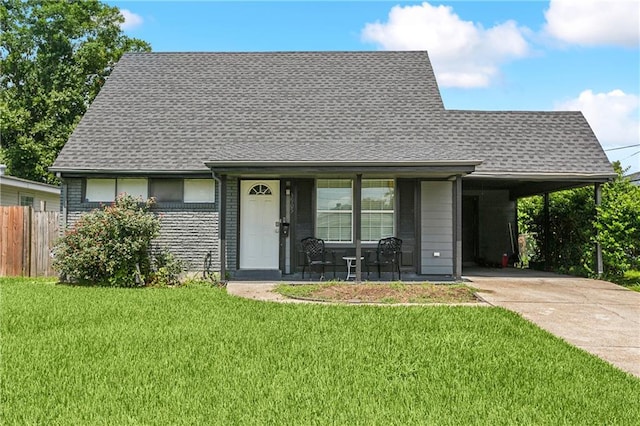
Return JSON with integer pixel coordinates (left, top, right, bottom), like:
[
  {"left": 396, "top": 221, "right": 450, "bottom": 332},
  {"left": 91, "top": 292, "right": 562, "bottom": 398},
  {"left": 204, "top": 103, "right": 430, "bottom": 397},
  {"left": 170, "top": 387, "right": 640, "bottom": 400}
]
[{"left": 63, "top": 178, "right": 219, "bottom": 272}]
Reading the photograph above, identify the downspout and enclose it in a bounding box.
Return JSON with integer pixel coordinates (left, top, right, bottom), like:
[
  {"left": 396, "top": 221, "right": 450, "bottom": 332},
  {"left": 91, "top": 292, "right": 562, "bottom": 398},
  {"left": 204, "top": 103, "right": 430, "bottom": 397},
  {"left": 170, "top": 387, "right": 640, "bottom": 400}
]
[
  {"left": 354, "top": 174, "right": 362, "bottom": 282},
  {"left": 56, "top": 172, "right": 68, "bottom": 231},
  {"left": 210, "top": 170, "right": 227, "bottom": 284}
]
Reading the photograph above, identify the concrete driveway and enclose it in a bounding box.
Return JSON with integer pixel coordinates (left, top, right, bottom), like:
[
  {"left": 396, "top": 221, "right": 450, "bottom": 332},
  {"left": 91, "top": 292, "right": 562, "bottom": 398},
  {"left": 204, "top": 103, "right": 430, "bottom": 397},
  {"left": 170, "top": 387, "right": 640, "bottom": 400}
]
[{"left": 464, "top": 268, "right": 640, "bottom": 378}]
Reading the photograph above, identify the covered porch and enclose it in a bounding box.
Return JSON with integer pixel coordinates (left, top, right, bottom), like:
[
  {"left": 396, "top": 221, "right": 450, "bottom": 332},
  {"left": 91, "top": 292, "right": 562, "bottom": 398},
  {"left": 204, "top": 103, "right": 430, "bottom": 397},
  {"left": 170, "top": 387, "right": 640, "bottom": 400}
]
[{"left": 207, "top": 160, "right": 480, "bottom": 282}]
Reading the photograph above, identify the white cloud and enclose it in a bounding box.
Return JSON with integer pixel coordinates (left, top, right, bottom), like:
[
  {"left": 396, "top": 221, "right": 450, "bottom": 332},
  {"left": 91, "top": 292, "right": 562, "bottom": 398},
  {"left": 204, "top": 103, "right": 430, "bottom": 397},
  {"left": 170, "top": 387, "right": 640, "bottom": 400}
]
[
  {"left": 361, "top": 2, "right": 529, "bottom": 88},
  {"left": 555, "top": 89, "right": 640, "bottom": 151},
  {"left": 544, "top": 0, "right": 639, "bottom": 47},
  {"left": 120, "top": 9, "right": 144, "bottom": 31}
]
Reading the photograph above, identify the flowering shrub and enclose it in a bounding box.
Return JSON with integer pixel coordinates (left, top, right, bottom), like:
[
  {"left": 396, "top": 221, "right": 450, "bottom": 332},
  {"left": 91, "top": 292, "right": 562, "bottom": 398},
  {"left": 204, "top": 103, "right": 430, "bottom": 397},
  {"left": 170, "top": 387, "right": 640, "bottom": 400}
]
[{"left": 54, "top": 195, "right": 161, "bottom": 287}]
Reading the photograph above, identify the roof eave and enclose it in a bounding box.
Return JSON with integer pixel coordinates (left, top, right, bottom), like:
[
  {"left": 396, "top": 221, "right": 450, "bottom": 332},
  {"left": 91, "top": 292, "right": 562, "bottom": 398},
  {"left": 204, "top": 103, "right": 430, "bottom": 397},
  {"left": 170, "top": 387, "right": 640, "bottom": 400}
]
[
  {"left": 466, "top": 171, "right": 617, "bottom": 182},
  {"left": 205, "top": 160, "right": 483, "bottom": 175},
  {"left": 49, "top": 167, "right": 211, "bottom": 176}
]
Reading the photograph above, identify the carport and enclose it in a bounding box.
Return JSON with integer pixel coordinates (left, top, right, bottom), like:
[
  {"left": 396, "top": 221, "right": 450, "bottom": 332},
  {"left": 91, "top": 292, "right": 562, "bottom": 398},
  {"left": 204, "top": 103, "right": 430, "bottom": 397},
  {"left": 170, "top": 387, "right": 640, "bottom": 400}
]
[{"left": 461, "top": 173, "right": 614, "bottom": 275}]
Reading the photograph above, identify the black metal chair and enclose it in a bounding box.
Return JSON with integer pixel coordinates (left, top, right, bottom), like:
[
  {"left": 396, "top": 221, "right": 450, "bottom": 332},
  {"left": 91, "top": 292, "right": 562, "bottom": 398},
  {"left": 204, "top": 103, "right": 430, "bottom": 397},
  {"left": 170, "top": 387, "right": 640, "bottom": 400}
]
[
  {"left": 366, "top": 237, "right": 402, "bottom": 280},
  {"left": 300, "top": 237, "right": 335, "bottom": 280}
]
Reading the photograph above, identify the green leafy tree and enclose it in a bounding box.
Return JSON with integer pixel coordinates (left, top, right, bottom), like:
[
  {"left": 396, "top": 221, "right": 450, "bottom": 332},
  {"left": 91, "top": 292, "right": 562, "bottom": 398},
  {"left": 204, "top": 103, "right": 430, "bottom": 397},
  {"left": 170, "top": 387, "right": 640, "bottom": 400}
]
[
  {"left": 595, "top": 163, "right": 640, "bottom": 277},
  {"left": 0, "top": 0, "right": 150, "bottom": 183},
  {"left": 518, "top": 187, "right": 595, "bottom": 276}
]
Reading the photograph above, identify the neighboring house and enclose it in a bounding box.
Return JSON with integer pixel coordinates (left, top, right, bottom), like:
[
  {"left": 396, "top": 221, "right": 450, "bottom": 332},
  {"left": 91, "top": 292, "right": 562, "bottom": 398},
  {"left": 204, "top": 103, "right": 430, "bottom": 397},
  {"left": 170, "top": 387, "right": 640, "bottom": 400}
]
[
  {"left": 0, "top": 165, "right": 60, "bottom": 212},
  {"left": 50, "top": 51, "right": 615, "bottom": 280},
  {"left": 628, "top": 171, "right": 640, "bottom": 185}
]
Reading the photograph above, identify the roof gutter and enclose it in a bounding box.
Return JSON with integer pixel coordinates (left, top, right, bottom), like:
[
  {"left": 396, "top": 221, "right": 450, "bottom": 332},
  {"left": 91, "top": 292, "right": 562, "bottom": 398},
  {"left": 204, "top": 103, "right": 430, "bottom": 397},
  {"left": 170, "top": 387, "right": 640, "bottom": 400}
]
[
  {"left": 48, "top": 167, "right": 210, "bottom": 176},
  {"left": 204, "top": 160, "right": 483, "bottom": 168},
  {"left": 465, "top": 171, "right": 617, "bottom": 182},
  {"left": 204, "top": 160, "right": 483, "bottom": 176}
]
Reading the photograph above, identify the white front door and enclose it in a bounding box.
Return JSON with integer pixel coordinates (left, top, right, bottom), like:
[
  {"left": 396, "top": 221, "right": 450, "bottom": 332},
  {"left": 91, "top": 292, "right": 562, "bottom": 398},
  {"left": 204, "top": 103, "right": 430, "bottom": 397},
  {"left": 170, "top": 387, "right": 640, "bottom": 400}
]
[{"left": 240, "top": 180, "right": 280, "bottom": 269}]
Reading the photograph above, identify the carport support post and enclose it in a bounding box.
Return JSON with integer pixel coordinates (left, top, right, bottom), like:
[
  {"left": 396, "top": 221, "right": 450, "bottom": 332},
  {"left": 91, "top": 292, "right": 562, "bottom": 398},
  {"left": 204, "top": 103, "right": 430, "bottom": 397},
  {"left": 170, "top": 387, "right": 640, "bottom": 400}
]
[
  {"left": 594, "top": 183, "right": 603, "bottom": 277},
  {"left": 355, "top": 174, "right": 362, "bottom": 283},
  {"left": 543, "top": 192, "right": 550, "bottom": 271}
]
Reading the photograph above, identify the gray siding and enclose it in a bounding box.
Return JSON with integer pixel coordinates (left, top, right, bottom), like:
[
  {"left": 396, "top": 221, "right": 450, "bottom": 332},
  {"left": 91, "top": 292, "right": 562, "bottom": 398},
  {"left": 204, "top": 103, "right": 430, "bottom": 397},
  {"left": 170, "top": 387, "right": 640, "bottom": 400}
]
[
  {"left": 1, "top": 185, "right": 60, "bottom": 212},
  {"left": 465, "top": 189, "right": 516, "bottom": 264},
  {"left": 421, "top": 181, "right": 453, "bottom": 275},
  {"left": 63, "top": 178, "right": 218, "bottom": 272}
]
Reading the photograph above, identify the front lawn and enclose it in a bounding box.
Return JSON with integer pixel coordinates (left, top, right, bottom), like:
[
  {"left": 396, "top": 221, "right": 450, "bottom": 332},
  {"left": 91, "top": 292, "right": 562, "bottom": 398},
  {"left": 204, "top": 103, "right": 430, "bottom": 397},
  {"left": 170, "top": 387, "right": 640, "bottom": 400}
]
[{"left": 1, "top": 278, "right": 638, "bottom": 424}]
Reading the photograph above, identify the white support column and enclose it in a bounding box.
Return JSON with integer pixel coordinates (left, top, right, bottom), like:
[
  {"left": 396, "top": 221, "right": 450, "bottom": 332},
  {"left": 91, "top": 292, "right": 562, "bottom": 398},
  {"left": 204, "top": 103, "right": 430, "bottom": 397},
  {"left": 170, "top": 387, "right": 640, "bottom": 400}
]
[{"left": 594, "top": 183, "right": 603, "bottom": 277}]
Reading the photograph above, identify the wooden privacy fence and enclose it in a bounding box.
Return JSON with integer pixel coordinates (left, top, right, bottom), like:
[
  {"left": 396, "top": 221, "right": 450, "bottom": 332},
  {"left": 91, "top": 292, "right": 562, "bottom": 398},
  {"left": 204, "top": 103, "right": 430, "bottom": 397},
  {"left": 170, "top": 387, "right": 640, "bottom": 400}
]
[{"left": 0, "top": 206, "right": 60, "bottom": 277}]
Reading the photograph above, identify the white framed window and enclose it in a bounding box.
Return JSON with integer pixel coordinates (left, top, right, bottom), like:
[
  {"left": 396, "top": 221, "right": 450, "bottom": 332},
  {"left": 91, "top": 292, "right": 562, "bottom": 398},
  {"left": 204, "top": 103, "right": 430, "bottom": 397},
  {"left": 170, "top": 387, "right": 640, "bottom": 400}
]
[
  {"left": 184, "top": 179, "right": 215, "bottom": 203},
  {"left": 361, "top": 179, "right": 395, "bottom": 242},
  {"left": 117, "top": 178, "right": 148, "bottom": 199},
  {"left": 86, "top": 179, "right": 116, "bottom": 202},
  {"left": 20, "top": 195, "right": 34, "bottom": 207},
  {"left": 316, "top": 179, "right": 353, "bottom": 243},
  {"left": 85, "top": 177, "right": 214, "bottom": 203}
]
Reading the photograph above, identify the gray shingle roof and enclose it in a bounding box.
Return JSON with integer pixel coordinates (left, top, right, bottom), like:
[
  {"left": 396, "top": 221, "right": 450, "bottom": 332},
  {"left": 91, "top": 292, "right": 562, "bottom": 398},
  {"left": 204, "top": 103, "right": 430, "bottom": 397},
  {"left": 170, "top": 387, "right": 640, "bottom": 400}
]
[{"left": 51, "top": 51, "right": 614, "bottom": 178}]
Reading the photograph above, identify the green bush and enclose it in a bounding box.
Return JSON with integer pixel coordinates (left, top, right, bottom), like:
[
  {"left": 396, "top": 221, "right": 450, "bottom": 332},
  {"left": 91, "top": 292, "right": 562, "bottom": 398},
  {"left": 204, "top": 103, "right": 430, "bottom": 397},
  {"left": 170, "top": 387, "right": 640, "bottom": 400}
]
[
  {"left": 53, "top": 195, "right": 161, "bottom": 287},
  {"left": 148, "top": 248, "right": 185, "bottom": 287},
  {"left": 620, "top": 270, "right": 640, "bottom": 287},
  {"left": 595, "top": 168, "right": 640, "bottom": 277}
]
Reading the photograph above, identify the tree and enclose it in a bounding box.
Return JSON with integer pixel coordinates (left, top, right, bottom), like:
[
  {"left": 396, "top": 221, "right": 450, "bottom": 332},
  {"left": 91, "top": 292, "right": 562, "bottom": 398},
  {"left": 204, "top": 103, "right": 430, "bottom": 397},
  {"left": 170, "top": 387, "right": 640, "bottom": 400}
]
[
  {"left": 0, "top": 0, "right": 150, "bottom": 183},
  {"left": 595, "top": 163, "right": 640, "bottom": 277}
]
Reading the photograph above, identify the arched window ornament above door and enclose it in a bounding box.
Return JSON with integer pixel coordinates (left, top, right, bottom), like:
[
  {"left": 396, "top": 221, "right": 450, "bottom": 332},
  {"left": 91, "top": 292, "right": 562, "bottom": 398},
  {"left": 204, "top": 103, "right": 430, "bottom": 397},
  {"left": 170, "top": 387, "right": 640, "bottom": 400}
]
[{"left": 248, "top": 184, "right": 272, "bottom": 195}]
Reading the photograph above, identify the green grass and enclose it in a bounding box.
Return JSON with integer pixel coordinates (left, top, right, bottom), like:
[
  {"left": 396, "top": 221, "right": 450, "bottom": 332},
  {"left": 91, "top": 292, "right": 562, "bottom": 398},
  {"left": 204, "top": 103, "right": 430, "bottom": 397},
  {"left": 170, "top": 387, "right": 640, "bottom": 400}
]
[
  {"left": 2, "top": 278, "right": 639, "bottom": 425},
  {"left": 620, "top": 270, "right": 640, "bottom": 292}
]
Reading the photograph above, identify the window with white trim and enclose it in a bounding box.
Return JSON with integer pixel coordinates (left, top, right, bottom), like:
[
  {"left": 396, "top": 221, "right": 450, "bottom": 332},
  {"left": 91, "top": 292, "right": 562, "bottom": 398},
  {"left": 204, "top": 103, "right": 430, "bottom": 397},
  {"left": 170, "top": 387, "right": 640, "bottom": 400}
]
[
  {"left": 20, "top": 195, "right": 34, "bottom": 207},
  {"left": 361, "top": 179, "right": 395, "bottom": 242},
  {"left": 184, "top": 179, "right": 215, "bottom": 203},
  {"left": 316, "top": 179, "right": 352, "bottom": 243},
  {"left": 85, "top": 178, "right": 215, "bottom": 203},
  {"left": 85, "top": 179, "right": 117, "bottom": 202},
  {"left": 86, "top": 178, "right": 148, "bottom": 202},
  {"left": 117, "top": 178, "right": 148, "bottom": 199}
]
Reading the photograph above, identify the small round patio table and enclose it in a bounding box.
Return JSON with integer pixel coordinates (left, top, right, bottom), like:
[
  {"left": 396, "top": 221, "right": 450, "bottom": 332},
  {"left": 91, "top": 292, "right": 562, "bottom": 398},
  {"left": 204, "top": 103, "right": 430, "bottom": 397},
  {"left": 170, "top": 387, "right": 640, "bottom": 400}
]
[{"left": 342, "top": 256, "right": 364, "bottom": 281}]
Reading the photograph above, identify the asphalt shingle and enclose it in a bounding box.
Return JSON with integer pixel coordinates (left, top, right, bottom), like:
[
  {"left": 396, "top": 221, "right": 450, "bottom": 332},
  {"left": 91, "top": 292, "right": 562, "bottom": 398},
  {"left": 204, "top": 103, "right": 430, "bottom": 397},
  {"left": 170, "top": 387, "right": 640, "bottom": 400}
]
[{"left": 51, "top": 51, "right": 614, "bottom": 177}]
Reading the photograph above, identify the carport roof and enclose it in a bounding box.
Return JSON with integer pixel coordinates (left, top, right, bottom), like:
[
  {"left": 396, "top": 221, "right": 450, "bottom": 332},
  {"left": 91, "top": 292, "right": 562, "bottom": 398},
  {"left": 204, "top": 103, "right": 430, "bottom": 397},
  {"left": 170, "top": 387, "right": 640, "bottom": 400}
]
[{"left": 51, "top": 51, "right": 615, "bottom": 181}]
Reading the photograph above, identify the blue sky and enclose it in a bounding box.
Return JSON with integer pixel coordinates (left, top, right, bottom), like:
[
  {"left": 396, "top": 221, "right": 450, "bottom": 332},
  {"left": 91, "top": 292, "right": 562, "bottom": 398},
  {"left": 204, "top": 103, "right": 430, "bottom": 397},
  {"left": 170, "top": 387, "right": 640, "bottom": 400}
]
[{"left": 110, "top": 1, "right": 640, "bottom": 173}]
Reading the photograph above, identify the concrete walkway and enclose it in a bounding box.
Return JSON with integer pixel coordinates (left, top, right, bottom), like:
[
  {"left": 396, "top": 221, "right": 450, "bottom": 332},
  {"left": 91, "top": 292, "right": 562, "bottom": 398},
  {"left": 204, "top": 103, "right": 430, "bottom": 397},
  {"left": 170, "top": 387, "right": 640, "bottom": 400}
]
[
  {"left": 227, "top": 270, "right": 640, "bottom": 378},
  {"left": 227, "top": 282, "right": 303, "bottom": 303},
  {"left": 464, "top": 268, "right": 640, "bottom": 378}
]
